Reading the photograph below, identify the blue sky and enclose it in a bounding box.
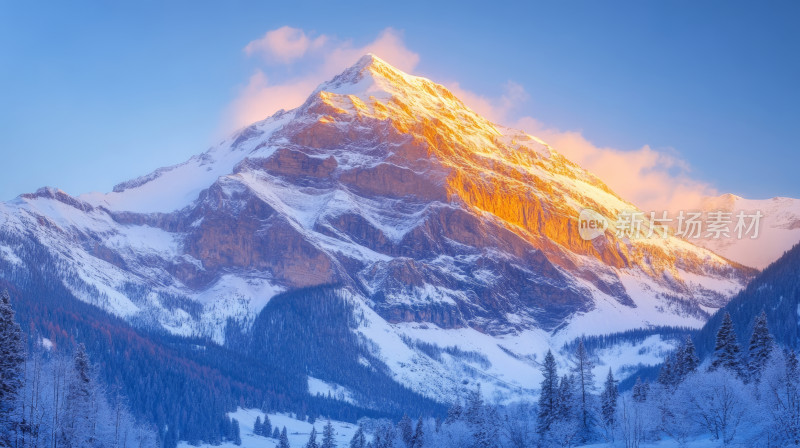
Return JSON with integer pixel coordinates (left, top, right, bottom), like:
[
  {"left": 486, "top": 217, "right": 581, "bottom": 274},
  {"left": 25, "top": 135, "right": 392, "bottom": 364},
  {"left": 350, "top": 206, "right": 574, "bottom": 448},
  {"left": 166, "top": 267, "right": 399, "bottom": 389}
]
[{"left": 1, "top": 1, "right": 798, "bottom": 205}]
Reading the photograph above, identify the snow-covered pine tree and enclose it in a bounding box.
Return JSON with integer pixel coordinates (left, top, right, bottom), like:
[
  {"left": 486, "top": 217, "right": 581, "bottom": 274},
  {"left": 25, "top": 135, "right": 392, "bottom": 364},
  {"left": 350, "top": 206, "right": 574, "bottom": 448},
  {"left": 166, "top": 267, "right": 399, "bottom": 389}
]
[
  {"left": 631, "top": 376, "right": 647, "bottom": 403},
  {"left": 779, "top": 349, "right": 800, "bottom": 443},
  {"left": 372, "top": 422, "right": 396, "bottom": 448},
  {"left": 673, "top": 342, "right": 687, "bottom": 377},
  {"left": 254, "top": 416, "right": 263, "bottom": 435},
  {"left": 709, "top": 312, "right": 744, "bottom": 376},
  {"left": 537, "top": 349, "right": 558, "bottom": 435},
  {"left": 748, "top": 311, "right": 774, "bottom": 383},
  {"left": 464, "top": 385, "right": 484, "bottom": 427},
  {"left": 475, "top": 405, "right": 500, "bottom": 448},
  {"left": 231, "top": 418, "right": 242, "bottom": 445},
  {"left": 600, "top": 368, "right": 618, "bottom": 428},
  {"left": 0, "top": 289, "right": 24, "bottom": 445},
  {"left": 632, "top": 377, "right": 647, "bottom": 402},
  {"left": 273, "top": 426, "right": 281, "bottom": 439},
  {"left": 398, "top": 414, "right": 413, "bottom": 447},
  {"left": 64, "top": 343, "right": 96, "bottom": 447},
  {"left": 679, "top": 336, "right": 699, "bottom": 379},
  {"left": 571, "top": 339, "right": 596, "bottom": 442},
  {"left": 349, "top": 425, "right": 367, "bottom": 448},
  {"left": 306, "top": 426, "right": 319, "bottom": 448},
  {"left": 280, "top": 426, "right": 291, "bottom": 448},
  {"left": 410, "top": 417, "right": 423, "bottom": 448},
  {"left": 322, "top": 420, "right": 336, "bottom": 448},
  {"left": 657, "top": 354, "right": 676, "bottom": 387},
  {"left": 557, "top": 374, "right": 575, "bottom": 422}
]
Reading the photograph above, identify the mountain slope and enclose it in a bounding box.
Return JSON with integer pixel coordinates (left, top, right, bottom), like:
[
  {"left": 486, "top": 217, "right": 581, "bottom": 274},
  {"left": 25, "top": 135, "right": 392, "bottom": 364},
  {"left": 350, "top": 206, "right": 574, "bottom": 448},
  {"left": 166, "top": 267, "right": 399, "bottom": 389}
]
[
  {"left": 695, "top": 241, "right": 800, "bottom": 358},
  {"left": 0, "top": 54, "right": 753, "bottom": 401}
]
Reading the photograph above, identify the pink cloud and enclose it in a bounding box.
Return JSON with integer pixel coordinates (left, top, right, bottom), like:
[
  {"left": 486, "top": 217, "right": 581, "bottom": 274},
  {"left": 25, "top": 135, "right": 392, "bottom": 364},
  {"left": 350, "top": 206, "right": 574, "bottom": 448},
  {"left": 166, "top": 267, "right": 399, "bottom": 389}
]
[
  {"left": 323, "top": 28, "right": 419, "bottom": 74},
  {"left": 243, "top": 26, "right": 327, "bottom": 64},
  {"left": 514, "top": 117, "right": 718, "bottom": 212},
  {"left": 446, "top": 81, "right": 528, "bottom": 124},
  {"left": 226, "top": 70, "right": 319, "bottom": 131},
  {"left": 225, "top": 27, "right": 419, "bottom": 130}
]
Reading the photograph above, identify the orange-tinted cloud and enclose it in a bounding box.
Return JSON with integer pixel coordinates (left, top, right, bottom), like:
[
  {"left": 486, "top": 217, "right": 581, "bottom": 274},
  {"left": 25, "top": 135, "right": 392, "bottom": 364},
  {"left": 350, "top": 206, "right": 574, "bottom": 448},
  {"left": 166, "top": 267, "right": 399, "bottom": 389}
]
[
  {"left": 437, "top": 70, "right": 717, "bottom": 214},
  {"left": 513, "top": 117, "right": 718, "bottom": 212}
]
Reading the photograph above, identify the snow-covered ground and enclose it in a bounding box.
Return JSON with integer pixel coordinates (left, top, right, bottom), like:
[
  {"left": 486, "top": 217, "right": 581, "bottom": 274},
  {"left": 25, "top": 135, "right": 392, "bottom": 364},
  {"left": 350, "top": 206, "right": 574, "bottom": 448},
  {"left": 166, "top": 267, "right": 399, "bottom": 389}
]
[
  {"left": 580, "top": 439, "right": 725, "bottom": 448},
  {"left": 177, "top": 408, "right": 362, "bottom": 448},
  {"left": 308, "top": 377, "right": 357, "bottom": 405},
  {"left": 178, "top": 408, "right": 745, "bottom": 448}
]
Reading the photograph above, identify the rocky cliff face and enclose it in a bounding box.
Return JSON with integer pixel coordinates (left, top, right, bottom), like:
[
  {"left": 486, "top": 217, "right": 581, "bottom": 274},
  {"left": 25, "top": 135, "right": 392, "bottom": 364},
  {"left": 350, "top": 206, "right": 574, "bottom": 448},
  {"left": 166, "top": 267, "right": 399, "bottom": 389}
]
[{"left": 0, "top": 54, "right": 755, "bottom": 400}]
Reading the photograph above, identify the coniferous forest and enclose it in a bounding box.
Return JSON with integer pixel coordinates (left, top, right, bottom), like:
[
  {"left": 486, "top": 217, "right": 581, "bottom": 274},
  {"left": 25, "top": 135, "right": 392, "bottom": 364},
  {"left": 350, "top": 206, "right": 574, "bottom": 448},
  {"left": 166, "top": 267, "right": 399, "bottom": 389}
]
[{"left": 4, "top": 276, "right": 800, "bottom": 447}]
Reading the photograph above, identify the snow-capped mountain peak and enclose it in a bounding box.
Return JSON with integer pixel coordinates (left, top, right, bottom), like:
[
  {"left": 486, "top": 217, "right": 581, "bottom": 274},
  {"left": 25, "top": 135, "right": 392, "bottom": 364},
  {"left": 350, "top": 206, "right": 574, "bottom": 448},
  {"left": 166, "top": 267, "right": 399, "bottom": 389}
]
[{"left": 0, "top": 54, "right": 767, "bottom": 401}]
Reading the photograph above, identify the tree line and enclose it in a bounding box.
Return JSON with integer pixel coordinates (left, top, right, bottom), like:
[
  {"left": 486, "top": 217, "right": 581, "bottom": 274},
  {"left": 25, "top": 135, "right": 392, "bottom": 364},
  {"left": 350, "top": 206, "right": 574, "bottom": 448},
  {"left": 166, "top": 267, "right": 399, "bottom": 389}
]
[{"left": 282, "top": 309, "right": 799, "bottom": 447}]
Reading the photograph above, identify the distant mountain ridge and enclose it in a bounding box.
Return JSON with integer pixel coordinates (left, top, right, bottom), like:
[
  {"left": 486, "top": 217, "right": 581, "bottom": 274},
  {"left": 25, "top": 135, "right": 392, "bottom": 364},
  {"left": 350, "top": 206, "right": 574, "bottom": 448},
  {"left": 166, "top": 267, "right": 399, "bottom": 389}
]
[{"left": 692, "top": 194, "right": 800, "bottom": 269}]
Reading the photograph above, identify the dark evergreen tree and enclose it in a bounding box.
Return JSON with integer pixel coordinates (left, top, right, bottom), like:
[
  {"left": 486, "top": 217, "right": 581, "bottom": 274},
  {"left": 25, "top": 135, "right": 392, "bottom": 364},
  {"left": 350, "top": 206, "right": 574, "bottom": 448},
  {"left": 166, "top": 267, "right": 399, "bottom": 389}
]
[
  {"left": 474, "top": 405, "right": 500, "bottom": 448},
  {"left": 601, "top": 368, "right": 618, "bottom": 427},
  {"left": 411, "top": 417, "right": 424, "bottom": 448},
  {"left": 537, "top": 349, "right": 558, "bottom": 434},
  {"left": 657, "top": 354, "right": 677, "bottom": 387},
  {"left": 349, "top": 426, "right": 367, "bottom": 448},
  {"left": 632, "top": 377, "right": 648, "bottom": 403},
  {"left": 322, "top": 420, "right": 336, "bottom": 448},
  {"left": 0, "top": 289, "right": 24, "bottom": 446},
  {"left": 572, "top": 339, "right": 596, "bottom": 442},
  {"left": 65, "top": 343, "right": 94, "bottom": 446},
  {"left": 557, "top": 374, "right": 575, "bottom": 421},
  {"left": 678, "top": 336, "right": 699, "bottom": 379},
  {"left": 231, "top": 418, "right": 242, "bottom": 445},
  {"left": 254, "top": 416, "right": 263, "bottom": 436},
  {"left": 273, "top": 426, "right": 281, "bottom": 439},
  {"left": 781, "top": 349, "right": 800, "bottom": 444},
  {"left": 709, "top": 312, "right": 744, "bottom": 376},
  {"left": 398, "top": 414, "right": 413, "bottom": 447},
  {"left": 464, "top": 385, "right": 484, "bottom": 426},
  {"left": 305, "top": 426, "right": 319, "bottom": 448},
  {"left": 220, "top": 417, "right": 231, "bottom": 443},
  {"left": 748, "top": 311, "right": 774, "bottom": 382},
  {"left": 372, "top": 422, "right": 396, "bottom": 448},
  {"left": 279, "top": 426, "right": 291, "bottom": 448}
]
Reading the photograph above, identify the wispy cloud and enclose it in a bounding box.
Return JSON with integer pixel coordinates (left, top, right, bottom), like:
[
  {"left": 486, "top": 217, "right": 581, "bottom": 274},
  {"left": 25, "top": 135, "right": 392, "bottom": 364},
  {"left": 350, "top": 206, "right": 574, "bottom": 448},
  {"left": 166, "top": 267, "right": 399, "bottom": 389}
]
[
  {"left": 243, "top": 26, "right": 328, "bottom": 64},
  {"left": 444, "top": 80, "right": 716, "bottom": 212},
  {"left": 511, "top": 117, "right": 717, "bottom": 212},
  {"left": 445, "top": 81, "right": 529, "bottom": 125},
  {"left": 225, "top": 27, "right": 419, "bottom": 130}
]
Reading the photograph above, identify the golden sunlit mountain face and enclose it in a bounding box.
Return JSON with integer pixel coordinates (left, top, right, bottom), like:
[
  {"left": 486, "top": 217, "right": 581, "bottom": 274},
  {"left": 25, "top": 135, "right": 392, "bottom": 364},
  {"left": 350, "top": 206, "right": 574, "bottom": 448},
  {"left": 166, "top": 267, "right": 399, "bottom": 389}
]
[{"left": 283, "top": 55, "right": 743, "bottom": 289}]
